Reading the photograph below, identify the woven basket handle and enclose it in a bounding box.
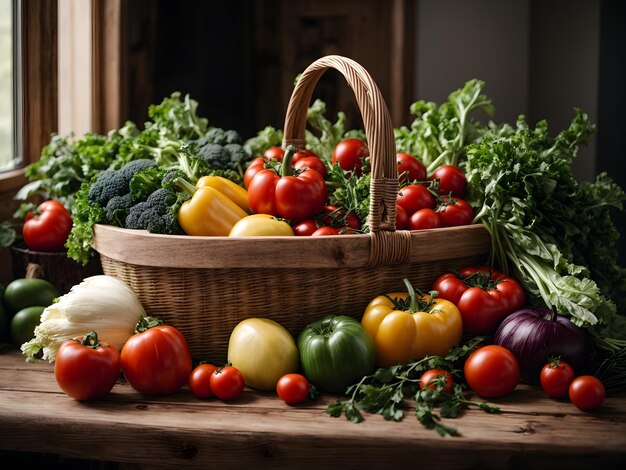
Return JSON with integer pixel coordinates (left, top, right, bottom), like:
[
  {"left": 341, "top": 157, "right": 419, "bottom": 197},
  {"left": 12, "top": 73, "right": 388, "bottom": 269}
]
[{"left": 283, "top": 55, "right": 411, "bottom": 266}]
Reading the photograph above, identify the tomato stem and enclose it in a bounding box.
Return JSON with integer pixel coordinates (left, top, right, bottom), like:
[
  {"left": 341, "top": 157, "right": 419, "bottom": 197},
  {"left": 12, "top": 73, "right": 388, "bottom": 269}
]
[
  {"left": 134, "top": 316, "right": 163, "bottom": 334},
  {"left": 72, "top": 331, "right": 104, "bottom": 349}
]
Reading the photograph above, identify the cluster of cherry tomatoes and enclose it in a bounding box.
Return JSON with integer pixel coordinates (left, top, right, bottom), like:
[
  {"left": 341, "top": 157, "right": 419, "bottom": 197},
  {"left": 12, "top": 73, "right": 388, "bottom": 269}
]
[
  {"left": 417, "top": 349, "right": 605, "bottom": 412},
  {"left": 244, "top": 138, "right": 474, "bottom": 235}
]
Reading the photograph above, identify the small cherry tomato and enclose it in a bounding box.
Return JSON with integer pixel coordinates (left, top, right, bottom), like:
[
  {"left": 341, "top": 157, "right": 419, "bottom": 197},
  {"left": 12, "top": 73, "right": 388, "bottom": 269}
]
[
  {"left": 276, "top": 373, "right": 311, "bottom": 405},
  {"left": 332, "top": 138, "right": 369, "bottom": 174},
  {"left": 569, "top": 376, "right": 605, "bottom": 411},
  {"left": 395, "top": 204, "right": 409, "bottom": 230},
  {"left": 263, "top": 146, "right": 285, "bottom": 161},
  {"left": 292, "top": 219, "right": 318, "bottom": 236},
  {"left": 189, "top": 363, "right": 219, "bottom": 399},
  {"left": 430, "top": 164, "right": 468, "bottom": 198},
  {"left": 419, "top": 369, "right": 454, "bottom": 394},
  {"left": 54, "top": 331, "right": 120, "bottom": 401},
  {"left": 464, "top": 345, "right": 520, "bottom": 398},
  {"left": 293, "top": 156, "right": 328, "bottom": 179},
  {"left": 312, "top": 226, "right": 340, "bottom": 236},
  {"left": 319, "top": 205, "right": 361, "bottom": 231},
  {"left": 210, "top": 366, "right": 245, "bottom": 401},
  {"left": 396, "top": 184, "right": 436, "bottom": 216},
  {"left": 436, "top": 196, "right": 474, "bottom": 227},
  {"left": 397, "top": 153, "right": 427, "bottom": 183},
  {"left": 409, "top": 208, "right": 441, "bottom": 230},
  {"left": 540, "top": 360, "right": 576, "bottom": 398}
]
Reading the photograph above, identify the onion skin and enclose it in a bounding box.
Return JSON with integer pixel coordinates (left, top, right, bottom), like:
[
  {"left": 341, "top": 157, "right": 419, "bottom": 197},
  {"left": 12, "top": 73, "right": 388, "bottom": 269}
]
[{"left": 492, "top": 307, "right": 588, "bottom": 384}]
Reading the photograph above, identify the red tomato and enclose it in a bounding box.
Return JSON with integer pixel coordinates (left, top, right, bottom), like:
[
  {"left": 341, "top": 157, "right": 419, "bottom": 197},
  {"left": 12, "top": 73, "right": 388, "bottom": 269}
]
[
  {"left": 120, "top": 318, "right": 193, "bottom": 396},
  {"left": 464, "top": 345, "right": 520, "bottom": 398},
  {"left": 263, "top": 146, "right": 285, "bottom": 161},
  {"left": 244, "top": 157, "right": 267, "bottom": 189},
  {"left": 189, "top": 363, "right": 219, "bottom": 399},
  {"left": 430, "top": 164, "right": 468, "bottom": 198},
  {"left": 540, "top": 360, "right": 576, "bottom": 398},
  {"left": 54, "top": 331, "right": 120, "bottom": 401},
  {"left": 319, "top": 205, "right": 361, "bottom": 231},
  {"left": 435, "top": 196, "right": 474, "bottom": 227},
  {"left": 396, "top": 184, "right": 435, "bottom": 216},
  {"left": 569, "top": 376, "right": 605, "bottom": 411},
  {"left": 409, "top": 208, "right": 441, "bottom": 230},
  {"left": 22, "top": 200, "right": 73, "bottom": 252},
  {"left": 419, "top": 369, "right": 454, "bottom": 394},
  {"left": 395, "top": 204, "right": 409, "bottom": 230},
  {"left": 397, "top": 153, "right": 427, "bottom": 183},
  {"left": 210, "top": 366, "right": 245, "bottom": 401},
  {"left": 276, "top": 373, "right": 310, "bottom": 405},
  {"left": 332, "top": 138, "right": 369, "bottom": 174},
  {"left": 432, "top": 266, "right": 526, "bottom": 335},
  {"left": 293, "top": 156, "right": 328, "bottom": 179},
  {"left": 292, "top": 219, "right": 318, "bottom": 236},
  {"left": 312, "top": 226, "right": 340, "bottom": 236}
]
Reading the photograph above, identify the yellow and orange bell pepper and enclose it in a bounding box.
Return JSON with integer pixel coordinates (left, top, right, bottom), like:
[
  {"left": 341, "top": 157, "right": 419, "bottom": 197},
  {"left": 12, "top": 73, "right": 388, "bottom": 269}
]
[{"left": 361, "top": 278, "right": 463, "bottom": 367}]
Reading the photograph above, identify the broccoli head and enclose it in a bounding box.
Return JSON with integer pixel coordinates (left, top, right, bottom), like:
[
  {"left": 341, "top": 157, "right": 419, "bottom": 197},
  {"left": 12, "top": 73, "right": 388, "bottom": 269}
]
[
  {"left": 125, "top": 188, "right": 188, "bottom": 235},
  {"left": 201, "top": 127, "right": 243, "bottom": 146},
  {"left": 88, "top": 158, "right": 157, "bottom": 206},
  {"left": 105, "top": 193, "right": 133, "bottom": 226}
]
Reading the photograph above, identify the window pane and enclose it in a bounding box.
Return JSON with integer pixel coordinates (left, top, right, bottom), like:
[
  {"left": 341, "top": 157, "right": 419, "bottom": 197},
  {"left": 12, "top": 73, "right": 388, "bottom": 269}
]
[{"left": 0, "top": 0, "right": 13, "bottom": 171}]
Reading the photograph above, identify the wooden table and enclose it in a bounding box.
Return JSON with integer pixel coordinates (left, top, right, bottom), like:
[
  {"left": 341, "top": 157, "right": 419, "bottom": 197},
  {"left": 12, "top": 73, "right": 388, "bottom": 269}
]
[{"left": 1, "top": 347, "right": 625, "bottom": 469}]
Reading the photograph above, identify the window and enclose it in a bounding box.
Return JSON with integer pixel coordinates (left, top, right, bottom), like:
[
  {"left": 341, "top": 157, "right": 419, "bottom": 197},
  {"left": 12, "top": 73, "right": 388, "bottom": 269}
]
[
  {"left": 0, "top": 0, "right": 15, "bottom": 172},
  {"left": 0, "top": 0, "right": 57, "bottom": 195}
]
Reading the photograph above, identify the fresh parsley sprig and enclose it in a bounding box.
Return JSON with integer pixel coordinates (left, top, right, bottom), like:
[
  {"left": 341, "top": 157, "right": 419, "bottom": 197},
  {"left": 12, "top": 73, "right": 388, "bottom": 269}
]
[{"left": 326, "top": 336, "right": 499, "bottom": 436}]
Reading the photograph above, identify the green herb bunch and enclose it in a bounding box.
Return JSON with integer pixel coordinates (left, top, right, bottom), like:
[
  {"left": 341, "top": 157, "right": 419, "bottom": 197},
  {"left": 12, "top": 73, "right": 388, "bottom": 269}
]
[{"left": 327, "top": 337, "right": 499, "bottom": 437}]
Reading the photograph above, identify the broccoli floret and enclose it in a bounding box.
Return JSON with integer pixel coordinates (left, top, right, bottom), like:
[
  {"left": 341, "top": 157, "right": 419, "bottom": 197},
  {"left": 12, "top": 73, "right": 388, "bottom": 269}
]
[
  {"left": 162, "top": 168, "right": 189, "bottom": 192},
  {"left": 224, "top": 143, "right": 248, "bottom": 170},
  {"left": 200, "top": 127, "right": 243, "bottom": 146},
  {"left": 105, "top": 193, "right": 133, "bottom": 226},
  {"left": 88, "top": 159, "right": 157, "bottom": 206},
  {"left": 196, "top": 143, "right": 231, "bottom": 170},
  {"left": 125, "top": 188, "right": 188, "bottom": 235},
  {"left": 129, "top": 166, "right": 166, "bottom": 201}
]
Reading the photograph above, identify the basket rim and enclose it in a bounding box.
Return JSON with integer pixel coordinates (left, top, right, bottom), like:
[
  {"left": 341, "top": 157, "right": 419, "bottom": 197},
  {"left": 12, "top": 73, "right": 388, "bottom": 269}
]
[{"left": 93, "top": 223, "right": 490, "bottom": 269}]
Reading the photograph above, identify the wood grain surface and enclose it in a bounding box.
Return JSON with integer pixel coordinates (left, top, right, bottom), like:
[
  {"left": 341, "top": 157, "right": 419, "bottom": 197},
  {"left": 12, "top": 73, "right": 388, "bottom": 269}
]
[{"left": 1, "top": 348, "right": 625, "bottom": 469}]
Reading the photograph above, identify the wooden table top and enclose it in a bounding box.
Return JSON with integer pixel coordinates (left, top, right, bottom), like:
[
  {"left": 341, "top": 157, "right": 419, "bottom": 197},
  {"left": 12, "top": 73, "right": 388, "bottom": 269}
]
[{"left": 1, "top": 346, "right": 625, "bottom": 469}]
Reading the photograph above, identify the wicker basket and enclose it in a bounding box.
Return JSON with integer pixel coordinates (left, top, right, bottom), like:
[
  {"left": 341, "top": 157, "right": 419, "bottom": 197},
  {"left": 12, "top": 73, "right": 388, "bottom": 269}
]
[{"left": 93, "top": 55, "right": 491, "bottom": 362}]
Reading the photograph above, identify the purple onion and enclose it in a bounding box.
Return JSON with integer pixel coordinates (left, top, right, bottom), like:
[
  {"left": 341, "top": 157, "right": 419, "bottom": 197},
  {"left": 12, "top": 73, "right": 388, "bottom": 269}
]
[{"left": 492, "top": 307, "right": 588, "bottom": 384}]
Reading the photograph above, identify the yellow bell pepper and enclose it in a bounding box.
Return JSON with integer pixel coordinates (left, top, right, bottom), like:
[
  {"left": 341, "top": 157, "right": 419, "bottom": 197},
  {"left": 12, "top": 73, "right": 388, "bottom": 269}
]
[
  {"left": 196, "top": 175, "right": 251, "bottom": 214},
  {"left": 176, "top": 177, "right": 247, "bottom": 236},
  {"left": 361, "top": 278, "right": 463, "bottom": 367},
  {"left": 229, "top": 214, "right": 294, "bottom": 236}
]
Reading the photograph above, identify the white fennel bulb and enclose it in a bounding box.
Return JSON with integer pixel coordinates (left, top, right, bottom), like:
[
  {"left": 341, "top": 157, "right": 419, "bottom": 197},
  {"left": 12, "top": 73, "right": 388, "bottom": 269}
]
[{"left": 21, "top": 275, "right": 145, "bottom": 363}]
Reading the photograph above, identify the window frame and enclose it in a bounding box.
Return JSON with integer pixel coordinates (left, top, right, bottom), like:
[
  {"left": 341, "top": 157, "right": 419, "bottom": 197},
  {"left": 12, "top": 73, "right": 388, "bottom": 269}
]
[{"left": 0, "top": 0, "right": 58, "bottom": 194}]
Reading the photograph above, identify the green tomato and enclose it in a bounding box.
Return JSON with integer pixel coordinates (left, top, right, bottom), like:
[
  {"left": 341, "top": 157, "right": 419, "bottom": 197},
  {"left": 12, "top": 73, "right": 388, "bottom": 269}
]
[
  {"left": 10, "top": 305, "right": 45, "bottom": 347},
  {"left": 297, "top": 315, "right": 376, "bottom": 394},
  {"left": 3, "top": 278, "right": 59, "bottom": 315},
  {"left": 228, "top": 318, "right": 299, "bottom": 391}
]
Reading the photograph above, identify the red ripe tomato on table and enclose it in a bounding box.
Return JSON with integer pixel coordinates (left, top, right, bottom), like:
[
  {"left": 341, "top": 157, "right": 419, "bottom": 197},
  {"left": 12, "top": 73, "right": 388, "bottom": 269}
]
[
  {"left": 120, "top": 317, "right": 192, "bottom": 396},
  {"left": 54, "top": 331, "right": 120, "bottom": 401},
  {"left": 23, "top": 200, "right": 73, "bottom": 252},
  {"left": 464, "top": 345, "right": 520, "bottom": 398}
]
